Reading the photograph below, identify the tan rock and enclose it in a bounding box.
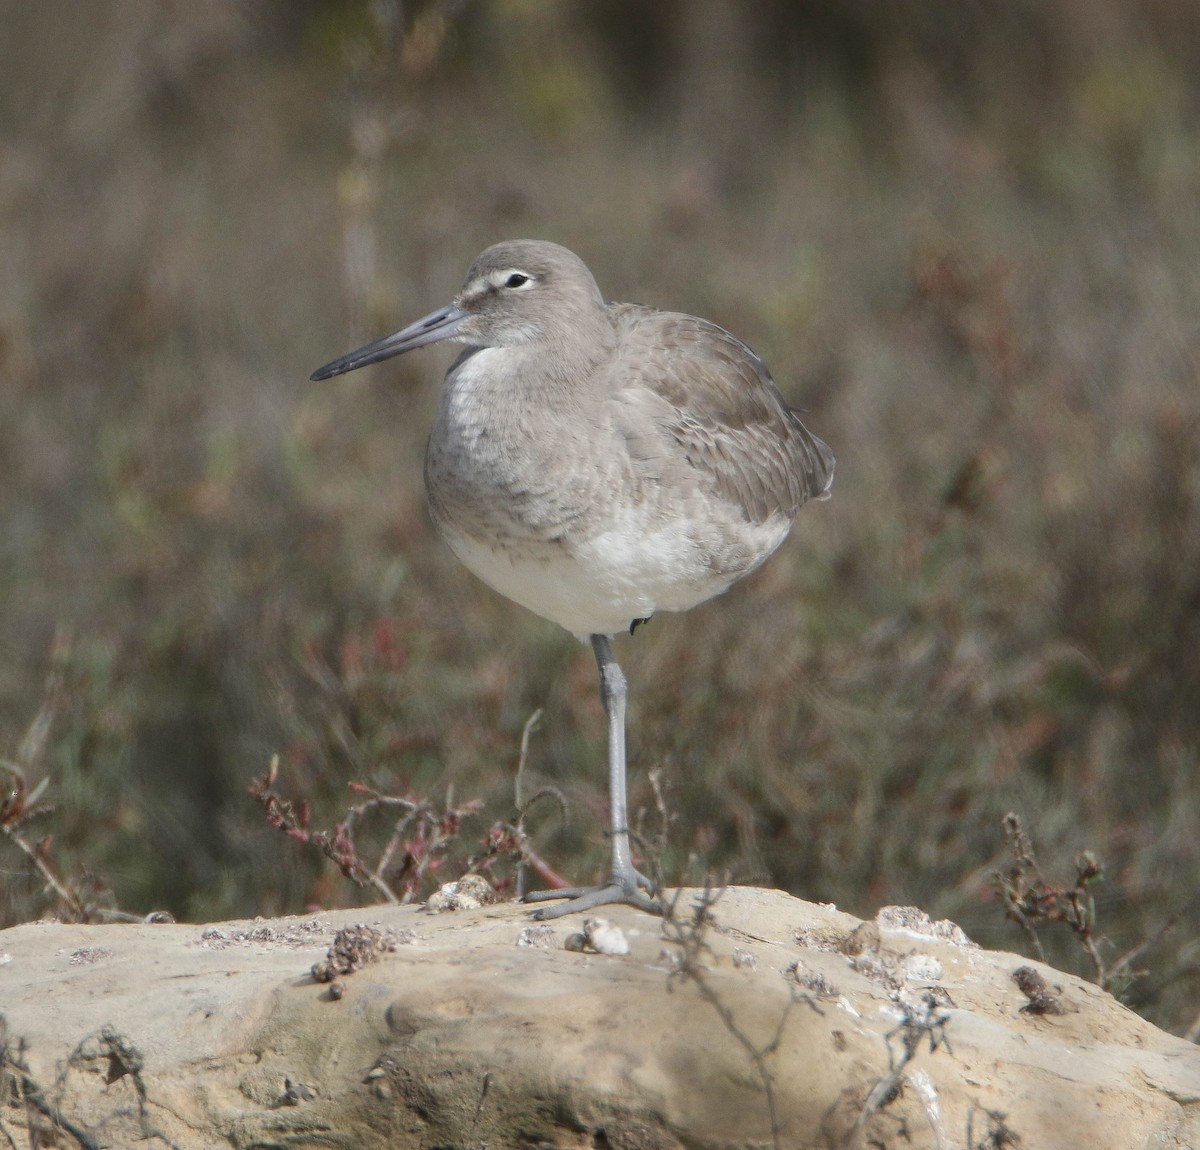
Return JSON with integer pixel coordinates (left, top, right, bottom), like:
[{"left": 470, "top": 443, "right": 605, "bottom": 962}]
[{"left": 0, "top": 888, "right": 1196, "bottom": 1148}]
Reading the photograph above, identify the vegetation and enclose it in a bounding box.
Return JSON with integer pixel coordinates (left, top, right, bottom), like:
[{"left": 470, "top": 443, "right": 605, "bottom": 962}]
[{"left": 1, "top": 2, "right": 1197, "bottom": 1036}]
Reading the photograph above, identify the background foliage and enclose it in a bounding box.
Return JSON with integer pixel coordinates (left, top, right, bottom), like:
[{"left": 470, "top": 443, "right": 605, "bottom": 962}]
[{"left": 1, "top": 1, "right": 1197, "bottom": 1035}]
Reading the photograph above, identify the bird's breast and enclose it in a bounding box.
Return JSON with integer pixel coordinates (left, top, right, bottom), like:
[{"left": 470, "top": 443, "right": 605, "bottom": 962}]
[
  {"left": 420, "top": 346, "right": 803, "bottom": 637},
  {"left": 424, "top": 349, "right": 607, "bottom": 549}
]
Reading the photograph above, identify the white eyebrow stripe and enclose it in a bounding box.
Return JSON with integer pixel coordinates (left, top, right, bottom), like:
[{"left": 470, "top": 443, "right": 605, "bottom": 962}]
[{"left": 486, "top": 268, "right": 536, "bottom": 290}]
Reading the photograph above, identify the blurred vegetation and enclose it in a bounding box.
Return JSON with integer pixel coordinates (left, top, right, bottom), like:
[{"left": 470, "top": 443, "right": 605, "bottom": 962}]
[{"left": 1, "top": 1, "right": 1198, "bottom": 1035}]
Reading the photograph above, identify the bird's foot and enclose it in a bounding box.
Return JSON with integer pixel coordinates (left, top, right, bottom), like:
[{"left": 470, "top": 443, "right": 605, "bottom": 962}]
[{"left": 523, "top": 872, "right": 661, "bottom": 920}]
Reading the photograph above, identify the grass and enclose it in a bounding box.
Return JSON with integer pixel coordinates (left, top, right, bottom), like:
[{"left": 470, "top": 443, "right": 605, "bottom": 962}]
[{"left": 0, "top": 1, "right": 1197, "bottom": 1037}]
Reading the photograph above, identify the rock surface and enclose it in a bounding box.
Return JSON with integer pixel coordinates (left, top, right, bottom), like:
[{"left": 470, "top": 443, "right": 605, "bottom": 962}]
[{"left": 1, "top": 887, "right": 1197, "bottom": 1148}]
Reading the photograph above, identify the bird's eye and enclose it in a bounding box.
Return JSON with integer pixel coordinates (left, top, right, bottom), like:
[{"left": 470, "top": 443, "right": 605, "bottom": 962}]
[{"left": 504, "top": 273, "right": 531, "bottom": 289}]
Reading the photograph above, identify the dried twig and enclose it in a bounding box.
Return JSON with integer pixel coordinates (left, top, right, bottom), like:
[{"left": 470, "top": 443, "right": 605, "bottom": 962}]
[
  {"left": 249, "top": 756, "right": 481, "bottom": 904},
  {"left": 661, "top": 882, "right": 800, "bottom": 1150},
  {"left": 996, "top": 812, "right": 1127, "bottom": 988},
  {"left": 850, "top": 991, "right": 952, "bottom": 1146},
  {"left": 1, "top": 763, "right": 87, "bottom": 922}
]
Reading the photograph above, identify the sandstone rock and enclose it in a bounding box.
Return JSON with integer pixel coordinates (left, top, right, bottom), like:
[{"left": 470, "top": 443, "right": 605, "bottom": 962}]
[{"left": 0, "top": 887, "right": 1196, "bottom": 1148}]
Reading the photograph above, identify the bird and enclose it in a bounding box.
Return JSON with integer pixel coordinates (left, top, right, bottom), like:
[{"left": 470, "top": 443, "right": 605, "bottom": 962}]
[{"left": 311, "top": 240, "right": 834, "bottom": 919}]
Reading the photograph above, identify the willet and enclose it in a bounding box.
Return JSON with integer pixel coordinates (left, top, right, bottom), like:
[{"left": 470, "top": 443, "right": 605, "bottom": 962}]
[{"left": 311, "top": 240, "right": 834, "bottom": 919}]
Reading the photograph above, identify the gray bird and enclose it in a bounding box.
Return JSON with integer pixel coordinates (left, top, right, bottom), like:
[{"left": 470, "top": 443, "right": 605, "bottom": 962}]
[{"left": 311, "top": 240, "right": 834, "bottom": 919}]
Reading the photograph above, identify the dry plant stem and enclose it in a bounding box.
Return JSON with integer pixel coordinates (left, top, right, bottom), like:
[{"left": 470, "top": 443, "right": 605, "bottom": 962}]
[
  {"left": 1, "top": 1025, "right": 100, "bottom": 1150},
  {"left": 513, "top": 707, "right": 543, "bottom": 812},
  {"left": 0, "top": 765, "right": 86, "bottom": 921},
  {"left": 1100, "top": 911, "right": 1183, "bottom": 994},
  {"left": 647, "top": 765, "right": 673, "bottom": 891},
  {"left": 997, "top": 812, "right": 1145, "bottom": 991},
  {"left": 14, "top": 628, "right": 71, "bottom": 776},
  {"left": 511, "top": 708, "right": 575, "bottom": 895},
  {"left": 513, "top": 707, "right": 541, "bottom": 900},
  {"left": 249, "top": 758, "right": 483, "bottom": 905},
  {"left": 347, "top": 784, "right": 480, "bottom": 904},
  {"left": 851, "top": 993, "right": 952, "bottom": 1148},
  {"left": 518, "top": 843, "right": 571, "bottom": 891},
  {"left": 1007, "top": 903, "right": 1047, "bottom": 964},
  {"left": 999, "top": 813, "right": 1048, "bottom": 963},
  {"left": 0, "top": 822, "right": 86, "bottom": 921},
  {"left": 966, "top": 1105, "right": 1021, "bottom": 1149},
  {"left": 0, "top": 635, "right": 89, "bottom": 923},
  {"left": 1065, "top": 873, "right": 1103, "bottom": 976},
  {"left": 340, "top": 788, "right": 429, "bottom": 903},
  {"left": 662, "top": 884, "right": 794, "bottom": 1150}
]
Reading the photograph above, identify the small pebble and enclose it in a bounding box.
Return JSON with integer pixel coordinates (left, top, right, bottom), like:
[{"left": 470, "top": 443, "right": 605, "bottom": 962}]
[
  {"left": 426, "top": 875, "right": 501, "bottom": 913},
  {"left": 581, "top": 918, "right": 629, "bottom": 956},
  {"left": 516, "top": 924, "right": 557, "bottom": 948},
  {"left": 901, "top": 953, "right": 944, "bottom": 982}
]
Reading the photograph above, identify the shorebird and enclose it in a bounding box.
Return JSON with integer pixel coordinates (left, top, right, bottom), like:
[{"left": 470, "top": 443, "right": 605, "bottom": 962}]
[{"left": 311, "top": 240, "right": 834, "bottom": 919}]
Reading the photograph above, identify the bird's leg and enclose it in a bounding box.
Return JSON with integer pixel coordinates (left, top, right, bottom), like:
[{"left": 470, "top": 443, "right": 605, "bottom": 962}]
[
  {"left": 524, "top": 634, "right": 661, "bottom": 920},
  {"left": 592, "top": 633, "right": 655, "bottom": 894}
]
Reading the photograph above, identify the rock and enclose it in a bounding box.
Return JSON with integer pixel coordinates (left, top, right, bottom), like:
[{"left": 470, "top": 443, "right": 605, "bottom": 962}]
[
  {"left": 424, "top": 874, "right": 502, "bottom": 913},
  {"left": 0, "top": 888, "right": 1196, "bottom": 1148}
]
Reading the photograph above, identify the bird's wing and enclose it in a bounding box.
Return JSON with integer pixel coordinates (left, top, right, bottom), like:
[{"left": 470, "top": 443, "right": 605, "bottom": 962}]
[{"left": 608, "top": 304, "right": 834, "bottom": 525}]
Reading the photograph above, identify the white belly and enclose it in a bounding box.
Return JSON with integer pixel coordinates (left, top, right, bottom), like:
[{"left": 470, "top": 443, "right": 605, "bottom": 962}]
[{"left": 440, "top": 506, "right": 790, "bottom": 639}]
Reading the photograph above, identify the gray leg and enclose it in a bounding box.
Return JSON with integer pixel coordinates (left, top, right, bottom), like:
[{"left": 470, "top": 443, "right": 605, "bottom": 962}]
[{"left": 524, "top": 634, "right": 661, "bottom": 919}]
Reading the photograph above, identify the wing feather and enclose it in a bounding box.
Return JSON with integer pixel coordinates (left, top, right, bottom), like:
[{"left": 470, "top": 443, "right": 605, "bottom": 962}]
[{"left": 608, "top": 304, "right": 834, "bottom": 525}]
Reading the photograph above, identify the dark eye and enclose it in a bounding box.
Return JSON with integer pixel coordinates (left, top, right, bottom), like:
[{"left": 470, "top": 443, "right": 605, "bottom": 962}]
[{"left": 504, "top": 273, "right": 530, "bottom": 288}]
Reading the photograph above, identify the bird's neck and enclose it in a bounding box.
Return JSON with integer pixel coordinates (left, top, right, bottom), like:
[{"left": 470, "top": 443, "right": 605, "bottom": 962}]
[{"left": 464, "top": 319, "right": 616, "bottom": 406}]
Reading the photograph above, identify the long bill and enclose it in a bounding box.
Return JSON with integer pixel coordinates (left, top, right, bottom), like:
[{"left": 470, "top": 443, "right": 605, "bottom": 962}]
[{"left": 310, "top": 304, "right": 470, "bottom": 381}]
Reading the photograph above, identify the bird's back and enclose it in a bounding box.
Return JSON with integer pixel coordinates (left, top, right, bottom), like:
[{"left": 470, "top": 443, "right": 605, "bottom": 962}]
[{"left": 606, "top": 303, "right": 834, "bottom": 529}]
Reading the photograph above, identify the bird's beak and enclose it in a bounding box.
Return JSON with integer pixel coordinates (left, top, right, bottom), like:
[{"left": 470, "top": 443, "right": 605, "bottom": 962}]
[{"left": 310, "top": 304, "right": 470, "bottom": 381}]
